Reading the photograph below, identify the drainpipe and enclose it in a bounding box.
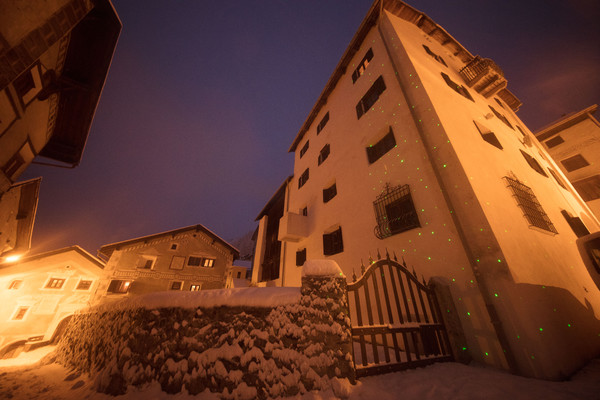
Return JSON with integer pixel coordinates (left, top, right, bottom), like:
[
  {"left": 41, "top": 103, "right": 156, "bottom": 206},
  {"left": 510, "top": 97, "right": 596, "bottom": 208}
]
[{"left": 375, "top": 9, "right": 519, "bottom": 373}]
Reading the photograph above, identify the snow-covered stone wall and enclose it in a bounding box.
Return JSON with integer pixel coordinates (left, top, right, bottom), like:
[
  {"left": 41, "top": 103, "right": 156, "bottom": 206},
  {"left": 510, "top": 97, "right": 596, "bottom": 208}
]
[{"left": 54, "top": 272, "right": 354, "bottom": 398}]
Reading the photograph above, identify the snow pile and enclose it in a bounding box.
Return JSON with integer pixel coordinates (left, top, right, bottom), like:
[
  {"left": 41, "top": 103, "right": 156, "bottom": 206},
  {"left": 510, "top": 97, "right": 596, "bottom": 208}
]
[
  {"left": 302, "top": 260, "right": 345, "bottom": 278},
  {"left": 53, "top": 274, "right": 353, "bottom": 398},
  {"left": 94, "top": 287, "right": 301, "bottom": 312}
]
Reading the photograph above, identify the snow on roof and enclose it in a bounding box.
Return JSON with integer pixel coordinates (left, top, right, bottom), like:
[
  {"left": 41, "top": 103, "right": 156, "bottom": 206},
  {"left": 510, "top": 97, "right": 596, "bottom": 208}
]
[
  {"left": 94, "top": 287, "right": 301, "bottom": 312},
  {"left": 302, "top": 259, "right": 345, "bottom": 278}
]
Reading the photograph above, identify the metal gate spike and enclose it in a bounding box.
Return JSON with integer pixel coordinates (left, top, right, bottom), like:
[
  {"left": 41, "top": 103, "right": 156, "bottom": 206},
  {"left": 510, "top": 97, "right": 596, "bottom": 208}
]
[
  {"left": 377, "top": 249, "right": 381, "bottom": 260},
  {"left": 352, "top": 268, "right": 357, "bottom": 282},
  {"left": 393, "top": 251, "right": 398, "bottom": 262},
  {"left": 385, "top": 248, "right": 390, "bottom": 260},
  {"left": 402, "top": 256, "right": 407, "bottom": 267}
]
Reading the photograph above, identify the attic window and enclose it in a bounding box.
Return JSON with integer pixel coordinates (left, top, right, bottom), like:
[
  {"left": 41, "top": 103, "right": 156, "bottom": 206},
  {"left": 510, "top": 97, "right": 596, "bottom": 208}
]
[
  {"left": 422, "top": 45, "right": 447, "bottom": 66},
  {"left": 504, "top": 176, "right": 557, "bottom": 234},
  {"left": 561, "top": 154, "right": 589, "bottom": 172},
  {"left": 367, "top": 128, "right": 396, "bottom": 163},
  {"left": 356, "top": 76, "right": 386, "bottom": 119},
  {"left": 298, "top": 168, "right": 309, "bottom": 189},
  {"left": 488, "top": 105, "right": 513, "bottom": 130},
  {"left": 316, "top": 112, "right": 330, "bottom": 134},
  {"left": 300, "top": 140, "right": 309, "bottom": 158},
  {"left": 520, "top": 150, "right": 547, "bottom": 177},
  {"left": 352, "top": 48, "right": 373, "bottom": 83},
  {"left": 170, "top": 243, "right": 178, "bottom": 250},
  {"left": 441, "top": 72, "right": 473, "bottom": 101},
  {"left": 473, "top": 121, "right": 502, "bottom": 150},
  {"left": 318, "top": 144, "right": 330, "bottom": 165},
  {"left": 545, "top": 136, "right": 564, "bottom": 148},
  {"left": 76, "top": 280, "right": 92, "bottom": 290}
]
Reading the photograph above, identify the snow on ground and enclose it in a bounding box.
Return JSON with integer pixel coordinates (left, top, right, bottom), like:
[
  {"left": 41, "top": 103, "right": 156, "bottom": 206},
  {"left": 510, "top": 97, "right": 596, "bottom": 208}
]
[{"left": 1, "top": 347, "right": 599, "bottom": 400}]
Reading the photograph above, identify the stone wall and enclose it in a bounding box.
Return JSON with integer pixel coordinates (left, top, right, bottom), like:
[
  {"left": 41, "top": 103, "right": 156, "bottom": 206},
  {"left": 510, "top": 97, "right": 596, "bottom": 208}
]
[{"left": 54, "top": 272, "right": 354, "bottom": 399}]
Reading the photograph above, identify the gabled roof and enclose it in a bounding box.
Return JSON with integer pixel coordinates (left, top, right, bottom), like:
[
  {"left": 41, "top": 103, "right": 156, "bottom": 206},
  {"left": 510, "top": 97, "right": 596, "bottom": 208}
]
[
  {"left": 98, "top": 224, "right": 240, "bottom": 260},
  {"left": 288, "top": 0, "right": 521, "bottom": 153},
  {"left": 0, "top": 245, "right": 105, "bottom": 272},
  {"left": 534, "top": 104, "right": 598, "bottom": 141}
]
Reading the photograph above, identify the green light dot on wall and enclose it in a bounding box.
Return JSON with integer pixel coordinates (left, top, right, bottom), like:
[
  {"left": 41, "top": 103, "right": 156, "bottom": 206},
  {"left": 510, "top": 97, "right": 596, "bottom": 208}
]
[
  {"left": 462, "top": 347, "right": 467, "bottom": 351},
  {"left": 542, "top": 286, "right": 546, "bottom": 289},
  {"left": 470, "top": 280, "right": 474, "bottom": 284},
  {"left": 485, "top": 352, "right": 489, "bottom": 356},
  {"left": 431, "top": 231, "right": 434, "bottom": 234},
  {"left": 531, "top": 355, "right": 535, "bottom": 360},
  {"left": 443, "top": 164, "right": 447, "bottom": 167},
  {"left": 418, "top": 233, "right": 422, "bottom": 236},
  {"left": 517, "top": 335, "right": 520, "bottom": 339},
  {"left": 539, "top": 328, "right": 543, "bottom": 332},
  {"left": 448, "top": 239, "right": 452, "bottom": 242},
  {"left": 497, "top": 259, "right": 501, "bottom": 263},
  {"left": 427, "top": 257, "right": 431, "bottom": 260},
  {"left": 421, "top": 209, "right": 425, "bottom": 212},
  {"left": 467, "top": 312, "right": 471, "bottom": 316},
  {"left": 476, "top": 259, "right": 480, "bottom": 262},
  {"left": 447, "top": 309, "right": 450, "bottom": 313},
  {"left": 567, "top": 323, "right": 571, "bottom": 327},
  {"left": 494, "top": 293, "right": 498, "bottom": 297},
  {"left": 452, "top": 278, "right": 455, "bottom": 282},
  {"left": 458, "top": 297, "right": 462, "bottom": 301}
]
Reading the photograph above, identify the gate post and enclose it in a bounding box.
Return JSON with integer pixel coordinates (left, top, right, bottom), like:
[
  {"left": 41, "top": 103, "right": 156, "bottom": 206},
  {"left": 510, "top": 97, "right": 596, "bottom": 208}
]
[
  {"left": 301, "top": 260, "right": 356, "bottom": 384},
  {"left": 429, "top": 276, "right": 471, "bottom": 364}
]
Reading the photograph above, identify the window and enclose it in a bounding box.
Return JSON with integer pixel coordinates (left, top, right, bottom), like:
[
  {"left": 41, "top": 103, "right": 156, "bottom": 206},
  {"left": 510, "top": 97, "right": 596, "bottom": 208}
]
[
  {"left": 45, "top": 278, "right": 65, "bottom": 289},
  {"left": 13, "top": 70, "right": 35, "bottom": 100},
  {"left": 516, "top": 125, "right": 526, "bottom": 140},
  {"left": 296, "top": 248, "right": 307, "bottom": 266},
  {"left": 572, "top": 175, "right": 600, "bottom": 201},
  {"left": 473, "top": 121, "right": 502, "bottom": 150},
  {"left": 356, "top": 76, "right": 386, "bottom": 119},
  {"left": 298, "top": 168, "right": 309, "bottom": 188},
  {"left": 12, "top": 306, "right": 29, "bottom": 321},
  {"left": 494, "top": 98, "right": 505, "bottom": 109},
  {"left": 422, "top": 45, "right": 447, "bottom": 66},
  {"left": 520, "top": 150, "right": 547, "bottom": 177},
  {"left": 188, "top": 256, "right": 202, "bottom": 266},
  {"left": 139, "top": 258, "right": 154, "bottom": 269},
  {"left": 545, "top": 136, "right": 564, "bottom": 148},
  {"left": 170, "top": 243, "right": 178, "bottom": 250},
  {"left": 300, "top": 140, "right": 309, "bottom": 158},
  {"left": 316, "top": 112, "right": 330, "bottom": 134},
  {"left": 352, "top": 48, "right": 373, "bottom": 83},
  {"left": 301, "top": 206, "right": 308, "bottom": 216},
  {"left": 561, "top": 210, "right": 589, "bottom": 238},
  {"left": 3, "top": 152, "right": 25, "bottom": 178},
  {"left": 583, "top": 238, "right": 600, "bottom": 274},
  {"left": 488, "top": 106, "right": 513, "bottom": 129},
  {"left": 441, "top": 72, "right": 473, "bottom": 101},
  {"left": 367, "top": 127, "right": 397, "bottom": 163},
  {"left": 323, "top": 227, "right": 344, "bottom": 256},
  {"left": 170, "top": 281, "right": 182, "bottom": 290},
  {"left": 561, "top": 154, "right": 589, "bottom": 172},
  {"left": 107, "top": 280, "right": 131, "bottom": 294},
  {"left": 318, "top": 144, "right": 330, "bottom": 165},
  {"left": 323, "top": 182, "right": 337, "bottom": 203},
  {"left": 76, "top": 280, "right": 92, "bottom": 290},
  {"left": 504, "top": 176, "right": 557, "bottom": 234},
  {"left": 202, "top": 258, "right": 215, "bottom": 268},
  {"left": 548, "top": 168, "right": 567, "bottom": 189},
  {"left": 8, "top": 280, "right": 22, "bottom": 290},
  {"left": 237, "top": 271, "right": 242, "bottom": 278},
  {"left": 190, "top": 284, "right": 202, "bottom": 291},
  {"left": 373, "top": 184, "right": 420, "bottom": 239}
]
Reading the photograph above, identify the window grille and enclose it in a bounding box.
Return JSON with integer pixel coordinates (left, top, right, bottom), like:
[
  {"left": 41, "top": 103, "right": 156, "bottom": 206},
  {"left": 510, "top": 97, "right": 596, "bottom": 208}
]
[
  {"left": 367, "top": 128, "right": 396, "bottom": 163},
  {"left": 316, "top": 112, "right": 329, "bottom": 134},
  {"left": 373, "top": 184, "right": 420, "bottom": 239},
  {"left": 356, "top": 76, "right": 386, "bottom": 119},
  {"left": 504, "top": 177, "right": 557, "bottom": 234}
]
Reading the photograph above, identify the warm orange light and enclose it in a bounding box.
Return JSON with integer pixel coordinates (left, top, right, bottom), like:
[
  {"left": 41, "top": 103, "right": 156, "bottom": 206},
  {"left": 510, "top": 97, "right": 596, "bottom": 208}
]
[{"left": 4, "top": 254, "right": 22, "bottom": 263}]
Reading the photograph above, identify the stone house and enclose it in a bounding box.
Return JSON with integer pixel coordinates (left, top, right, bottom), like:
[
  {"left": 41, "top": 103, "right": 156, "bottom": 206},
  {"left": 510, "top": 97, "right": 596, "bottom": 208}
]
[
  {"left": 0, "top": 245, "right": 105, "bottom": 358},
  {"left": 94, "top": 224, "right": 239, "bottom": 303},
  {"left": 252, "top": 0, "right": 600, "bottom": 380}
]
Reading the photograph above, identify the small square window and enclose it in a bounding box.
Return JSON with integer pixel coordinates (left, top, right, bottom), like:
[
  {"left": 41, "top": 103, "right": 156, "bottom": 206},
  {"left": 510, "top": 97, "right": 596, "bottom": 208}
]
[
  {"left": 12, "top": 306, "right": 29, "bottom": 321},
  {"left": 8, "top": 280, "right": 22, "bottom": 290},
  {"left": 76, "top": 280, "right": 92, "bottom": 290},
  {"left": 488, "top": 105, "right": 513, "bottom": 129},
  {"left": 473, "top": 121, "right": 502, "bottom": 150},
  {"left": 170, "top": 243, "right": 178, "bottom": 250},
  {"left": 139, "top": 258, "right": 154, "bottom": 269},
  {"left": 561, "top": 154, "right": 589, "bottom": 172},
  {"left": 323, "top": 227, "right": 343, "bottom": 256},
  {"left": 190, "top": 284, "right": 202, "bottom": 291},
  {"left": 373, "top": 184, "right": 420, "bottom": 239},
  {"left": 170, "top": 281, "right": 182, "bottom": 290},
  {"left": 301, "top": 206, "right": 308, "bottom": 216},
  {"left": 203, "top": 258, "right": 215, "bottom": 268},
  {"left": 45, "top": 278, "right": 65, "bottom": 289},
  {"left": 188, "top": 256, "right": 202, "bottom": 266},
  {"left": 422, "top": 44, "right": 447, "bottom": 66},
  {"left": 296, "top": 248, "right": 307, "bottom": 266}
]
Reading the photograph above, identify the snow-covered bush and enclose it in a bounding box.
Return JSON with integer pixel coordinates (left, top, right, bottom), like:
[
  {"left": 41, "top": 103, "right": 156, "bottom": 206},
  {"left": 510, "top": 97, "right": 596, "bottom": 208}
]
[{"left": 54, "top": 271, "right": 354, "bottom": 398}]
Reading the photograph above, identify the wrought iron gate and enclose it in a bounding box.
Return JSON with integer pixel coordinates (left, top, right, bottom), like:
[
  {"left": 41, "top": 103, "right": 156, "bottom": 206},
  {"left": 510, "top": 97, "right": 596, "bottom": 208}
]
[{"left": 347, "top": 252, "right": 453, "bottom": 377}]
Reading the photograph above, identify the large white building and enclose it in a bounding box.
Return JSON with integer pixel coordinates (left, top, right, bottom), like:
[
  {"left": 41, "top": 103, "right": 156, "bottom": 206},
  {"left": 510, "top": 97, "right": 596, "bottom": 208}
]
[{"left": 253, "top": 0, "right": 600, "bottom": 380}]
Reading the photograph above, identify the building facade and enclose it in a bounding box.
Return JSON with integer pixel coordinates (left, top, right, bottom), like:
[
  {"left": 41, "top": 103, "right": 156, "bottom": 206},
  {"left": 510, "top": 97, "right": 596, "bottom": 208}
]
[
  {"left": 253, "top": 0, "right": 600, "bottom": 380},
  {"left": 95, "top": 224, "right": 239, "bottom": 304},
  {"left": 0, "top": 246, "right": 105, "bottom": 358},
  {"left": 535, "top": 105, "right": 600, "bottom": 219}
]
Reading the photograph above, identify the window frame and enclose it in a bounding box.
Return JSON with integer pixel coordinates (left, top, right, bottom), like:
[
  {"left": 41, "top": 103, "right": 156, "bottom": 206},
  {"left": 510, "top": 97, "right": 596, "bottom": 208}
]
[
  {"left": 352, "top": 48, "right": 374, "bottom": 83},
  {"left": 504, "top": 176, "right": 557, "bottom": 234},
  {"left": 296, "top": 248, "right": 307, "bottom": 267},
  {"left": 75, "top": 279, "right": 93, "bottom": 291},
  {"left": 323, "top": 182, "right": 337, "bottom": 203},
  {"left": 561, "top": 154, "right": 589, "bottom": 172},
  {"left": 8, "top": 279, "right": 23, "bottom": 290},
  {"left": 323, "top": 227, "right": 344, "bottom": 256},
  {"left": 44, "top": 277, "right": 66, "bottom": 290},
  {"left": 316, "top": 112, "right": 330, "bottom": 134},
  {"left": 298, "top": 168, "right": 309, "bottom": 189},
  {"left": 441, "top": 72, "right": 473, "bottom": 101},
  {"left": 356, "top": 76, "right": 386, "bottom": 119},
  {"left": 519, "top": 150, "right": 547, "bottom": 177},
  {"left": 373, "top": 183, "right": 420, "bottom": 239},
  {"left": 318, "top": 143, "right": 330, "bottom": 166},
  {"left": 299, "top": 140, "right": 309, "bottom": 158},
  {"left": 106, "top": 279, "right": 132, "bottom": 294},
  {"left": 11, "top": 306, "right": 30, "bottom": 321},
  {"left": 367, "top": 127, "right": 397, "bottom": 163}
]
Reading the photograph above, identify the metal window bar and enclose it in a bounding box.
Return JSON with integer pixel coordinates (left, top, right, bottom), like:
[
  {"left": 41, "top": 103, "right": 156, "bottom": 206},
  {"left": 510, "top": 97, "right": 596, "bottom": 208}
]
[
  {"left": 374, "top": 184, "right": 420, "bottom": 239},
  {"left": 504, "top": 177, "right": 557, "bottom": 233}
]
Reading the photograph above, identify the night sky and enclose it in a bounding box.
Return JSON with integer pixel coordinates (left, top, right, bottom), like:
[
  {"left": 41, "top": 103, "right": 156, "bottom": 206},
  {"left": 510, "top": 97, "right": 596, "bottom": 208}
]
[{"left": 21, "top": 0, "right": 600, "bottom": 256}]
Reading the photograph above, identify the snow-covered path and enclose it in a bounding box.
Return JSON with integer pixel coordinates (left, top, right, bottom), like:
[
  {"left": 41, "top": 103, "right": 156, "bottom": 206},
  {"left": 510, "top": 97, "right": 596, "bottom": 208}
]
[{"left": 0, "top": 346, "right": 598, "bottom": 400}]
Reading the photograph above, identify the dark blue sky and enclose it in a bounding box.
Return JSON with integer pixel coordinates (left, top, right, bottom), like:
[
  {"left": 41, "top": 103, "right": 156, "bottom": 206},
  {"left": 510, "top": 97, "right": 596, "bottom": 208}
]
[{"left": 22, "top": 0, "right": 600, "bottom": 255}]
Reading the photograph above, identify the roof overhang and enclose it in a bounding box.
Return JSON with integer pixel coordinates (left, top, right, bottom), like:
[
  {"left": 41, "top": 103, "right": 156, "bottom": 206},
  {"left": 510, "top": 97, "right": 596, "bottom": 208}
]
[{"left": 535, "top": 104, "right": 598, "bottom": 141}]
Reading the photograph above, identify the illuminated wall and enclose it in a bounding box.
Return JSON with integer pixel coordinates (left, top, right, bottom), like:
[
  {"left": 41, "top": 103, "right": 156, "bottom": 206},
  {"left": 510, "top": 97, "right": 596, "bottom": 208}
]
[{"left": 262, "top": 1, "right": 600, "bottom": 380}]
